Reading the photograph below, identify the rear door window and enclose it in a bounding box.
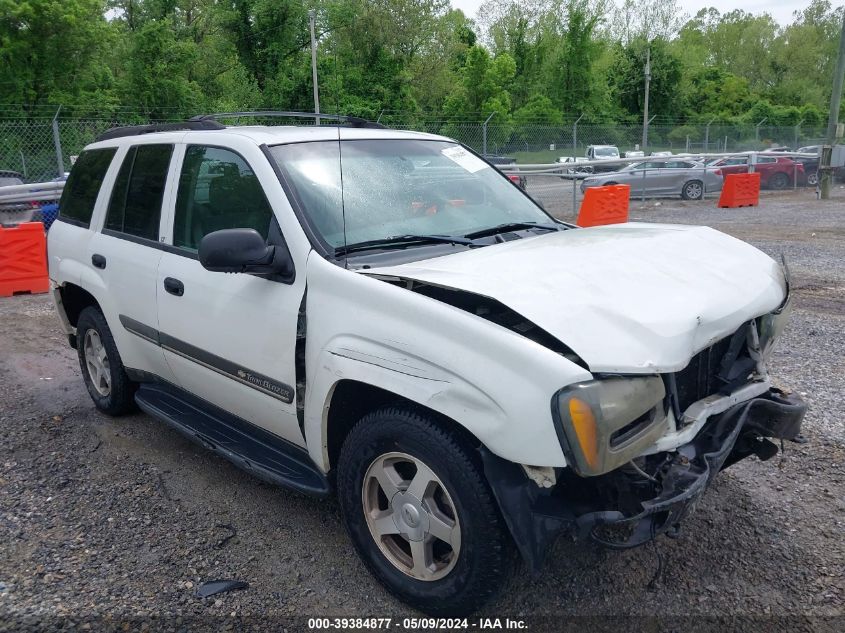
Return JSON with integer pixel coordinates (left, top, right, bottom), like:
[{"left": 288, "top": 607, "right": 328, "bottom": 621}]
[
  {"left": 105, "top": 144, "right": 173, "bottom": 241},
  {"left": 173, "top": 145, "right": 273, "bottom": 251},
  {"left": 59, "top": 148, "right": 117, "bottom": 227}
]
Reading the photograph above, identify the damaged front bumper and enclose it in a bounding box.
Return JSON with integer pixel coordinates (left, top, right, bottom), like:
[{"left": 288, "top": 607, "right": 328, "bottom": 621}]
[{"left": 480, "top": 387, "right": 806, "bottom": 572}]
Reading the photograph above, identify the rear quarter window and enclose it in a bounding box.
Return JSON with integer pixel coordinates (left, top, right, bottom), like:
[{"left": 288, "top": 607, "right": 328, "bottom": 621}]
[{"left": 59, "top": 148, "right": 117, "bottom": 227}]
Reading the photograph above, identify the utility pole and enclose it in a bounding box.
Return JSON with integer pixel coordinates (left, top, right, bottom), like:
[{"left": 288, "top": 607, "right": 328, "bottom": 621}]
[
  {"left": 308, "top": 10, "right": 320, "bottom": 125},
  {"left": 642, "top": 47, "right": 651, "bottom": 151},
  {"left": 821, "top": 11, "right": 845, "bottom": 200}
]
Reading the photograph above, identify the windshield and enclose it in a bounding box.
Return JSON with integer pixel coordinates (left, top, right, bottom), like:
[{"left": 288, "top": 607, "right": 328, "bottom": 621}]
[
  {"left": 269, "top": 139, "right": 551, "bottom": 250},
  {"left": 594, "top": 147, "right": 618, "bottom": 157}
]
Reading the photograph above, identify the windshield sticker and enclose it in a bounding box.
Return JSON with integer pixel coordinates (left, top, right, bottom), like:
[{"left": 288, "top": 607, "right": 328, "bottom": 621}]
[{"left": 441, "top": 146, "right": 489, "bottom": 173}]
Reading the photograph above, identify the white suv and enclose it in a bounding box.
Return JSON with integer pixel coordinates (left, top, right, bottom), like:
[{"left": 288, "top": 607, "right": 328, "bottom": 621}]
[{"left": 48, "top": 113, "right": 806, "bottom": 615}]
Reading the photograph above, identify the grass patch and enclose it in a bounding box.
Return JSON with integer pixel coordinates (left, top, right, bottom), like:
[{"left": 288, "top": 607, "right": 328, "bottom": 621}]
[{"left": 513, "top": 148, "right": 573, "bottom": 164}]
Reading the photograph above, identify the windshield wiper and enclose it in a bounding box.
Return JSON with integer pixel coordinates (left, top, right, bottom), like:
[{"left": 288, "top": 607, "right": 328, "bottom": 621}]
[
  {"left": 334, "top": 234, "right": 476, "bottom": 257},
  {"left": 463, "top": 221, "right": 563, "bottom": 239}
]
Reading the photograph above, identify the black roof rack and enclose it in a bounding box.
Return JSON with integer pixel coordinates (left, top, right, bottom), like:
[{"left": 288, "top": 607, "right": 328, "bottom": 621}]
[
  {"left": 189, "top": 111, "right": 386, "bottom": 129},
  {"left": 95, "top": 111, "right": 386, "bottom": 143},
  {"left": 96, "top": 120, "right": 225, "bottom": 142}
]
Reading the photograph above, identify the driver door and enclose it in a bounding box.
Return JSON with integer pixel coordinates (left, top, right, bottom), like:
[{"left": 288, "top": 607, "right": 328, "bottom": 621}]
[{"left": 155, "top": 142, "right": 305, "bottom": 446}]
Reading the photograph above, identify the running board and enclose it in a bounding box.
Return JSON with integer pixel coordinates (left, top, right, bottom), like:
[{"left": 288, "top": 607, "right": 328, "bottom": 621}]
[{"left": 135, "top": 383, "right": 330, "bottom": 497}]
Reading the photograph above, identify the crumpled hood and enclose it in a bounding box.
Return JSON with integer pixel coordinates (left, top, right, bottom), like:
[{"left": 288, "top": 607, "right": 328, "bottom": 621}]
[{"left": 363, "top": 224, "right": 787, "bottom": 373}]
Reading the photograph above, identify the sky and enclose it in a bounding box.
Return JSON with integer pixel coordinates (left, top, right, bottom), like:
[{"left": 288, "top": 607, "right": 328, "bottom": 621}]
[{"left": 449, "top": 0, "right": 816, "bottom": 26}]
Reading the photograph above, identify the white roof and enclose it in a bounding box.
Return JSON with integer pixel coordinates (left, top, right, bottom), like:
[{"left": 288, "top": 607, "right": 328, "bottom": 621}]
[{"left": 85, "top": 124, "right": 452, "bottom": 151}]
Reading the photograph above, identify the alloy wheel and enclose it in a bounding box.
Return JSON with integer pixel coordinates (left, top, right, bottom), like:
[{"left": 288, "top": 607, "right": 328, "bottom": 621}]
[
  {"left": 83, "top": 329, "right": 111, "bottom": 397},
  {"left": 685, "top": 181, "right": 703, "bottom": 199},
  {"left": 362, "top": 451, "right": 461, "bottom": 581}
]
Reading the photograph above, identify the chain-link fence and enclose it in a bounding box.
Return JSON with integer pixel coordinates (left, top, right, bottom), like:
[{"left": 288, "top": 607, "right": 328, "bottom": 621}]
[
  {"left": 0, "top": 115, "right": 831, "bottom": 183},
  {"left": 404, "top": 122, "right": 829, "bottom": 161},
  {"left": 0, "top": 118, "right": 175, "bottom": 182}
]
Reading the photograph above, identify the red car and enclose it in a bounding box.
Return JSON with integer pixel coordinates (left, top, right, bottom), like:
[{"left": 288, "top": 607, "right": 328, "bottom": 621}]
[{"left": 707, "top": 155, "right": 804, "bottom": 189}]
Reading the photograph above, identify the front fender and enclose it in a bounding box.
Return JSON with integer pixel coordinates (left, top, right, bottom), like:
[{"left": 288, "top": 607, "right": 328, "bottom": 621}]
[
  {"left": 303, "top": 336, "right": 510, "bottom": 472},
  {"left": 303, "top": 252, "right": 592, "bottom": 473}
]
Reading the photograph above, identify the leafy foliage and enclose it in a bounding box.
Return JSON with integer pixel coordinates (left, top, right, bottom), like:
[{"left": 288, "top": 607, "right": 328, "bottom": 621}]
[{"left": 1, "top": 0, "right": 843, "bottom": 129}]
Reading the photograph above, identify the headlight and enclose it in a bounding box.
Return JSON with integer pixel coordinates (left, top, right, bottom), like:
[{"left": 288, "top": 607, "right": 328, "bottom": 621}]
[
  {"left": 758, "top": 257, "right": 793, "bottom": 360},
  {"left": 553, "top": 377, "right": 667, "bottom": 477},
  {"left": 758, "top": 301, "right": 791, "bottom": 361}
]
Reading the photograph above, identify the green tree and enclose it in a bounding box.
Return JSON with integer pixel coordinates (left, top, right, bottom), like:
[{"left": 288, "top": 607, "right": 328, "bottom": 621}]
[
  {"left": 0, "top": 0, "right": 117, "bottom": 115},
  {"left": 609, "top": 37, "right": 682, "bottom": 119}
]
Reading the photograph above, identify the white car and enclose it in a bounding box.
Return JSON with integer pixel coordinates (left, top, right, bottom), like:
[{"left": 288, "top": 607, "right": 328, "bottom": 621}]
[{"left": 48, "top": 113, "right": 806, "bottom": 615}]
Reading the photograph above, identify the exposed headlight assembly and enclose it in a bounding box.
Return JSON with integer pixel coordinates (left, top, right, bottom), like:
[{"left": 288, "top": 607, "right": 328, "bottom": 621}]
[
  {"left": 553, "top": 377, "right": 668, "bottom": 477},
  {"left": 758, "top": 255, "right": 793, "bottom": 361}
]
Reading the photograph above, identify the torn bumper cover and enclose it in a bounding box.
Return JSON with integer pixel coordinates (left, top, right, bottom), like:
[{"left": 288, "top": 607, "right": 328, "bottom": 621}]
[{"left": 480, "top": 387, "right": 806, "bottom": 572}]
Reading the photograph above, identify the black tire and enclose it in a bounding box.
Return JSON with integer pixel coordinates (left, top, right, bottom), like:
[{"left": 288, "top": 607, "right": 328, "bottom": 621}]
[
  {"left": 768, "top": 172, "right": 790, "bottom": 190},
  {"left": 337, "top": 407, "right": 514, "bottom": 616},
  {"left": 681, "top": 180, "right": 704, "bottom": 200},
  {"left": 806, "top": 171, "right": 819, "bottom": 186},
  {"left": 76, "top": 307, "right": 137, "bottom": 415}
]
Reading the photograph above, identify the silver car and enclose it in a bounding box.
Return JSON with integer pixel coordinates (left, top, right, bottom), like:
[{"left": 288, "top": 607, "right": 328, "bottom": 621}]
[{"left": 580, "top": 159, "right": 723, "bottom": 200}]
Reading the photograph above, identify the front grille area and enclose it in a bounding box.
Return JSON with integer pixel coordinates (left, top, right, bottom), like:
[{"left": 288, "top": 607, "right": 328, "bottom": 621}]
[{"left": 671, "top": 324, "right": 756, "bottom": 413}]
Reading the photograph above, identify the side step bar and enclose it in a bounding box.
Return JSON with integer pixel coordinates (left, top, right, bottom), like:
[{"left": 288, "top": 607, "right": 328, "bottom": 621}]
[{"left": 135, "top": 383, "right": 330, "bottom": 497}]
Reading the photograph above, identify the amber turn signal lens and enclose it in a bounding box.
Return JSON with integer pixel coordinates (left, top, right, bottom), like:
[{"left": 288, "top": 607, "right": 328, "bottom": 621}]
[{"left": 568, "top": 397, "right": 599, "bottom": 469}]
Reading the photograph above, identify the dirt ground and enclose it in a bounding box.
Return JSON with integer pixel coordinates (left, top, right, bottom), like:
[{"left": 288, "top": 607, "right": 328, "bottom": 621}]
[{"left": 0, "top": 188, "right": 843, "bottom": 631}]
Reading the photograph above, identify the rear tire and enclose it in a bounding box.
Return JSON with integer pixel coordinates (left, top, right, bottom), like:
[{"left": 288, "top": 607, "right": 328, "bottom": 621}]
[
  {"left": 769, "top": 172, "right": 790, "bottom": 190},
  {"left": 806, "top": 171, "right": 819, "bottom": 186},
  {"left": 682, "top": 180, "right": 704, "bottom": 200},
  {"left": 337, "top": 407, "right": 514, "bottom": 616},
  {"left": 76, "top": 307, "right": 137, "bottom": 415}
]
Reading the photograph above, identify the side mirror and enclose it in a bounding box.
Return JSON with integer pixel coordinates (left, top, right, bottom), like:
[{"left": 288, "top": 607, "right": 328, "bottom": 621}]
[{"left": 198, "top": 228, "right": 294, "bottom": 280}]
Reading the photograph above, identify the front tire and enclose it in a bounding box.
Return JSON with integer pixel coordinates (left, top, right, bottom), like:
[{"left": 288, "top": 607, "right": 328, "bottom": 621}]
[
  {"left": 807, "top": 171, "right": 819, "bottom": 186},
  {"left": 76, "top": 307, "right": 137, "bottom": 415},
  {"left": 681, "top": 179, "right": 704, "bottom": 200},
  {"left": 769, "top": 172, "right": 790, "bottom": 190},
  {"left": 337, "top": 407, "right": 514, "bottom": 615}
]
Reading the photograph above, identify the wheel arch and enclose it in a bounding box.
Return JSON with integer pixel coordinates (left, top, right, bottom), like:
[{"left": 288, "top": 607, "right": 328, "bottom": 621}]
[
  {"left": 59, "top": 282, "right": 101, "bottom": 328},
  {"left": 323, "top": 379, "right": 482, "bottom": 477}
]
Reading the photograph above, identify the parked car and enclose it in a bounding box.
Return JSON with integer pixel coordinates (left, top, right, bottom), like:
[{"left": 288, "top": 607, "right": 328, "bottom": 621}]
[
  {"left": 580, "top": 158, "right": 723, "bottom": 200},
  {"left": 796, "top": 145, "right": 845, "bottom": 183},
  {"left": 650, "top": 151, "right": 673, "bottom": 157},
  {"left": 585, "top": 144, "right": 622, "bottom": 172},
  {"left": 48, "top": 115, "right": 805, "bottom": 615},
  {"left": 624, "top": 150, "right": 644, "bottom": 158},
  {"left": 483, "top": 154, "right": 526, "bottom": 189},
  {"left": 707, "top": 155, "right": 804, "bottom": 189}
]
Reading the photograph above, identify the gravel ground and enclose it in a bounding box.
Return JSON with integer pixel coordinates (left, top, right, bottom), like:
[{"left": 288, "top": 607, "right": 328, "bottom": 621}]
[{"left": 1, "top": 189, "right": 843, "bottom": 631}]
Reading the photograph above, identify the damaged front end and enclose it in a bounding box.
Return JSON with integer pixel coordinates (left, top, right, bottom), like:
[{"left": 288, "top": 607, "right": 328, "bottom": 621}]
[
  {"left": 481, "top": 387, "right": 806, "bottom": 571},
  {"left": 480, "top": 272, "right": 804, "bottom": 572}
]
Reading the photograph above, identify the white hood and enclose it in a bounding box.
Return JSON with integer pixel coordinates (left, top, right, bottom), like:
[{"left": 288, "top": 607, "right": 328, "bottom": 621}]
[{"left": 364, "top": 224, "right": 787, "bottom": 373}]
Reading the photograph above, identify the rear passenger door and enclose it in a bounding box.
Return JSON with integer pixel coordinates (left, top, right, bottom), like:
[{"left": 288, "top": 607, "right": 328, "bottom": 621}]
[
  {"left": 88, "top": 143, "right": 178, "bottom": 383},
  {"left": 155, "top": 143, "right": 304, "bottom": 446}
]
